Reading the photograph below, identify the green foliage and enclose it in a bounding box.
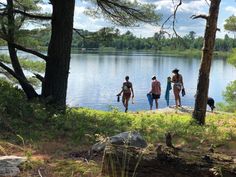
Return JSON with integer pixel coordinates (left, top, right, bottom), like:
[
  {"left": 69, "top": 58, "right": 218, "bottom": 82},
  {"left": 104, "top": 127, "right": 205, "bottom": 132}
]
[
  {"left": 218, "top": 49, "right": 236, "bottom": 112},
  {"left": 0, "top": 54, "right": 45, "bottom": 72},
  {"left": 224, "top": 15, "right": 236, "bottom": 33},
  {"left": 228, "top": 48, "right": 236, "bottom": 67},
  {"left": 219, "top": 81, "right": 236, "bottom": 113},
  {"left": 0, "top": 80, "right": 52, "bottom": 140}
]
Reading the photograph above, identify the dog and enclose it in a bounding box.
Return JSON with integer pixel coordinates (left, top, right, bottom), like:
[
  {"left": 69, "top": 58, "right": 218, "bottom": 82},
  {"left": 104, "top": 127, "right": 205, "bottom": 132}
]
[{"left": 207, "top": 97, "right": 215, "bottom": 112}]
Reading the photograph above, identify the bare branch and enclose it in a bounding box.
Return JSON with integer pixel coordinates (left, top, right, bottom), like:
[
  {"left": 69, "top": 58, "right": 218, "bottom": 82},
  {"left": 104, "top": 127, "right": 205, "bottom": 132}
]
[
  {"left": 191, "top": 14, "right": 208, "bottom": 20},
  {"left": 12, "top": 43, "right": 48, "bottom": 61},
  {"left": 0, "top": 2, "right": 6, "bottom": 7},
  {"left": 33, "top": 73, "right": 44, "bottom": 83},
  {"left": 204, "top": 0, "right": 210, "bottom": 6},
  {"left": 159, "top": 0, "right": 182, "bottom": 38},
  {"left": 73, "top": 28, "right": 86, "bottom": 38},
  {"left": 0, "top": 61, "right": 25, "bottom": 82},
  {"left": 172, "top": 0, "right": 182, "bottom": 38}
]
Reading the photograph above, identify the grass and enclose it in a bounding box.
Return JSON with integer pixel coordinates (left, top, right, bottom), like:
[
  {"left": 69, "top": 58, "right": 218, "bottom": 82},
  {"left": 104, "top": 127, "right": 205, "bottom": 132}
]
[
  {"left": 0, "top": 79, "right": 236, "bottom": 176},
  {"left": 0, "top": 78, "right": 236, "bottom": 147},
  {"left": 0, "top": 54, "right": 45, "bottom": 73}
]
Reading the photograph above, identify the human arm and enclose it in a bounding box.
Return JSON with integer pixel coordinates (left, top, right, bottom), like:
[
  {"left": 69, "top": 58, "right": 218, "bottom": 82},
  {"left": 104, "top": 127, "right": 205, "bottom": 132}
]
[
  {"left": 149, "top": 82, "right": 153, "bottom": 94},
  {"left": 159, "top": 82, "right": 161, "bottom": 94},
  {"left": 180, "top": 75, "right": 184, "bottom": 88},
  {"left": 131, "top": 83, "right": 134, "bottom": 98},
  {"left": 117, "top": 90, "right": 123, "bottom": 96},
  {"left": 117, "top": 84, "right": 124, "bottom": 96}
]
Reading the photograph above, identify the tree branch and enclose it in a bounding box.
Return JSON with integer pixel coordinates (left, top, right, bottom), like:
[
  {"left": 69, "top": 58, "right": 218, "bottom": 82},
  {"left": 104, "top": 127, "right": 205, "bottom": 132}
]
[
  {"left": 191, "top": 14, "right": 209, "bottom": 20},
  {"left": 172, "top": 0, "right": 182, "bottom": 38},
  {"left": 13, "top": 9, "right": 51, "bottom": 20},
  {"left": 95, "top": 0, "right": 160, "bottom": 26},
  {"left": 12, "top": 43, "right": 48, "bottom": 61},
  {"left": 73, "top": 28, "right": 86, "bottom": 38},
  {"left": 33, "top": 73, "right": 44, "bottom": 83},
  {"left": 0, "top": 61, "right": 25, "bottom": 82},
  {"left": 0, "top": 2, "right": 6, "bottom": 7}
]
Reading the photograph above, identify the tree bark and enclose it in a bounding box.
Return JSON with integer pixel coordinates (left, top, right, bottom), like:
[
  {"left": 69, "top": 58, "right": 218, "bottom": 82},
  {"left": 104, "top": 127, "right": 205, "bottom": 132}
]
[
  {"left": 6, "top": 0, "right": 38, "bottom": 99},
  {"left": 192, "top": 0, "right": 221, "bottom": 125},
  {"left": 42, "top": 0, "right": 75, "bottom": 108}
]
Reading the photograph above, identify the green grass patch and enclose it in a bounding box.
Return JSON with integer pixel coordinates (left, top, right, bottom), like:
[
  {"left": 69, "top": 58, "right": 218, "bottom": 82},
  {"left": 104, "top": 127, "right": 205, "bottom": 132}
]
[
  {"left": 0, "top": 79, "right": 236, "bottom": 148},
  {"left": 0, "top": 54, "right": 45, "bottom": 73},
  {"left": 53, "top": 160, "right": 101, "bottom": 177}
]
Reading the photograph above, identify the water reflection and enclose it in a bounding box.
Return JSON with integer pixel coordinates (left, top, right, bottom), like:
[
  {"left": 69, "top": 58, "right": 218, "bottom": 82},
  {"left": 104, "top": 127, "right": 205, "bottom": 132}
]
[{"left": 67, "top": 52, "right": 236, "bottom": 111}]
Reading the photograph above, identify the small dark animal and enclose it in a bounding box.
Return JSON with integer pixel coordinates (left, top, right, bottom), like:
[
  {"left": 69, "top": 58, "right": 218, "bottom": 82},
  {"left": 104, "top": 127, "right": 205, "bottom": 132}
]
[
  {"left": 165, "top": 132, "right": 174, "bottom": 148},
  {"left": 207, "top": 97, "right": 215, "bottom": 112}
]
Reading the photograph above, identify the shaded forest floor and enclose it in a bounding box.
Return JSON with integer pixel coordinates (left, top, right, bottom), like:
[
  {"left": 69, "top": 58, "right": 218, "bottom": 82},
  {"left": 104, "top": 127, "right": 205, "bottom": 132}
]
[{"left": 1, "top": 108, "right": 236, "bottom": 177}]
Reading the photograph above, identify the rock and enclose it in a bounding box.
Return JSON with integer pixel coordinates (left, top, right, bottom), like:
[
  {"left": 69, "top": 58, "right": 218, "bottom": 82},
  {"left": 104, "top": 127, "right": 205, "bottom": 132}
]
[
  {"left": 0, "top": 156, "right": 26, "bottom": 177},
  {"left": 92, "top": 141, "right": 106, "bottom": 152},
  {"left": 92, "top": 131, "right": 147, "bottom": 152}
]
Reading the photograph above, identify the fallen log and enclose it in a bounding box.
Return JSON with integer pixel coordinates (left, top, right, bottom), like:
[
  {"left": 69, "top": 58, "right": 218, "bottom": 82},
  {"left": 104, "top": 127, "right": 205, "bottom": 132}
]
[{"left": 102, "top": 144, "right": 236, "bottom": 177}]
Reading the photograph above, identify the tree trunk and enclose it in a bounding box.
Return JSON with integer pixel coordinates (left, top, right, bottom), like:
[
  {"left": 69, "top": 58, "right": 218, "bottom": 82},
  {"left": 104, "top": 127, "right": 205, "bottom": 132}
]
[
  {"left": 42, "top": 0, "right": 75, "bottom": 108},
  {"left": 6, "top": 0, "right": 38, "bottom": 99},
  {"left": 192, "top": 0, "right": 221, "bottom": 125}
]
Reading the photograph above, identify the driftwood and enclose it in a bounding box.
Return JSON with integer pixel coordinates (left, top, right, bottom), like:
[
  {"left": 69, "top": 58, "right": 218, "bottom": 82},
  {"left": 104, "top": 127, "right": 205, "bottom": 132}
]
[{"left": 102, "top": 144, "right": 236, "bottom": 177}]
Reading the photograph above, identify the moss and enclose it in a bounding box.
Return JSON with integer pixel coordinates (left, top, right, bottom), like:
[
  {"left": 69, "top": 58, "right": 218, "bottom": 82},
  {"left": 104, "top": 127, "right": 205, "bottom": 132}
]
[{"left": 53, "top": 160, "right": 101, "bottom": 177}]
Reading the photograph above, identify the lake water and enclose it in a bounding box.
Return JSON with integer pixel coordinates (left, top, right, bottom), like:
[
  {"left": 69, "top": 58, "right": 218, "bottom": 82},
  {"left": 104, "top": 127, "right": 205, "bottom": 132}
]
[
  {"left": 1, "top": 49, "right": 235, "bottom": 111},
  {"left": 66, "top": 51, "right": 236, "bottom": 111}
]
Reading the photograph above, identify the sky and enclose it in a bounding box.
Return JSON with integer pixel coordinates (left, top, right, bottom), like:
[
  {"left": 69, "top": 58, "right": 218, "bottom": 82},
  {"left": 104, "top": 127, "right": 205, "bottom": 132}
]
[
  {"left": 70, "top": 0, "right": 236, "bottom": 38},
  {"left": 1, "top": 0, "right": 236, "bottom": 38}
]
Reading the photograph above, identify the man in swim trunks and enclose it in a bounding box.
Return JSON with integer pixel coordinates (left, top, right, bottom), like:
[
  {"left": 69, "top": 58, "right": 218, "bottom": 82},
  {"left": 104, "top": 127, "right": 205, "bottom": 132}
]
[
  {"left": 117, "top": 76, "right": 134, "bottom": 112},
  {"left": 149, "top": 75, "right": 161, "bottom": 110},
  {"left": 171, "top": 68, "right": 184, "bottom": 108}
]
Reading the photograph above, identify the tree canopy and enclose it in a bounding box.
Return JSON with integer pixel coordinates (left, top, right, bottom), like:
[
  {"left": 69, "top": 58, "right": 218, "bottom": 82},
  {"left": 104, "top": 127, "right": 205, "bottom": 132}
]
[{"left": 224, "top": 15, "right": 236, "bottom": 34}]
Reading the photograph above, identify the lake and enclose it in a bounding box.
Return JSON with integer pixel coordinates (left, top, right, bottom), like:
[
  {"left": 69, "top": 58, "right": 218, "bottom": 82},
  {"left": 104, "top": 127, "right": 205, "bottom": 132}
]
[
  {"left": 66, "top": 51, "right": 236, "bottom": 111},
  {"left": 1, "top": 49, "right": 235, "bottom": 111}
]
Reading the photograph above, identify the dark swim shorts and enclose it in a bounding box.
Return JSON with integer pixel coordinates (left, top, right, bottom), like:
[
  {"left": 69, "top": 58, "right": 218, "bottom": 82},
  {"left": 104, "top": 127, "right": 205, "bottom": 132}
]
[{"left": 152, "top": 93, "right": 160, "bottom": 99}]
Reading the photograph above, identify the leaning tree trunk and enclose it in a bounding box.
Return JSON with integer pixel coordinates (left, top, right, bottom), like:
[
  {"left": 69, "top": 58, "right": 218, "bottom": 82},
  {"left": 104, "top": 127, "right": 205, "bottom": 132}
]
[
  {"left": 192, "top": 0, "right": 221, "bottom": 125},
  {"left": 42, "top": 0, "right": 75, "bottom": 108},
  {"left": 7, "top": 0, "right": 38, "bottom": 99}
]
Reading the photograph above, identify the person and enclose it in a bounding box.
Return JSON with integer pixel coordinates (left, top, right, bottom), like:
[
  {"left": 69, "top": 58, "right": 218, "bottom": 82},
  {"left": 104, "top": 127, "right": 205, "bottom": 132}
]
[
  {"left": 149, "top": 75, "right": 161, "bottom": 110},
  {"left": 165, "top": 77, "right": 172, "bottom": 107},
  {"left": 117, "top": 76, "right": 134, "bottom": 112},
  {"left": 207, "top": 97, "right": 215, "bottom": 112},
  {"left": 171, "top": 68, "right": 184, "bottom": 108}
]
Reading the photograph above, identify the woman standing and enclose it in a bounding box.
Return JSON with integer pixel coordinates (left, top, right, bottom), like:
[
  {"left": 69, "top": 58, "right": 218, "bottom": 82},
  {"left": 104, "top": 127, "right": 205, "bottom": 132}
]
[
  {"left": 117, "top": 76, "right": 134, "bottom": 112},
  {"left": 171, "top": 69, "right": 184, "bottom": 108}
]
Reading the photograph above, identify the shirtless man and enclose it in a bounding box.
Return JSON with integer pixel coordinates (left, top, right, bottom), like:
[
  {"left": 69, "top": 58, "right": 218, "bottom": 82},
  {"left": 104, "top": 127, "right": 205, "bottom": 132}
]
[
  {"left": 171, "top": 68, "right": 184, "bottom": 108},
  {"left": 149, "top": 75, "right": 161, "bottom": 110},
  {"left": 117, "top": 76, "right": 134, "bottom": 112}
]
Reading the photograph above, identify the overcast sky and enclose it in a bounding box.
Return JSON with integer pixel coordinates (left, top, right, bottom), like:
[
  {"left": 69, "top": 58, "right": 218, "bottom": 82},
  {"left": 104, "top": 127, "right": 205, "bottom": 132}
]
[{"left": 2, "top": 0, "right": 236, "bottom": 38}]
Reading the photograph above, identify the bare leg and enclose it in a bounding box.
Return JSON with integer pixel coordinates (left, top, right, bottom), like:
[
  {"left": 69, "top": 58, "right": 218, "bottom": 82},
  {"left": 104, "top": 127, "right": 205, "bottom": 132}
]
[
  {"left": 125, "top": 98, "right": 130, "bottom": 112},
  {"left": 174, "top": 89, "right": 179, "bottom": 108},
  {"left": 155, "top": 99, "right": 158, "bottom": 109},
  {"left": 178, "top": 94, "right": 181, "bottom": 107}
]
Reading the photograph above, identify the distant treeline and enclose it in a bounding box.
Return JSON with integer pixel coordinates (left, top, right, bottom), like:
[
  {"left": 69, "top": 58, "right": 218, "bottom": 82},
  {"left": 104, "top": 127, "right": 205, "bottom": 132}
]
[{"left": 0, "top": 27, "right": 235, "bottom": 52}]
